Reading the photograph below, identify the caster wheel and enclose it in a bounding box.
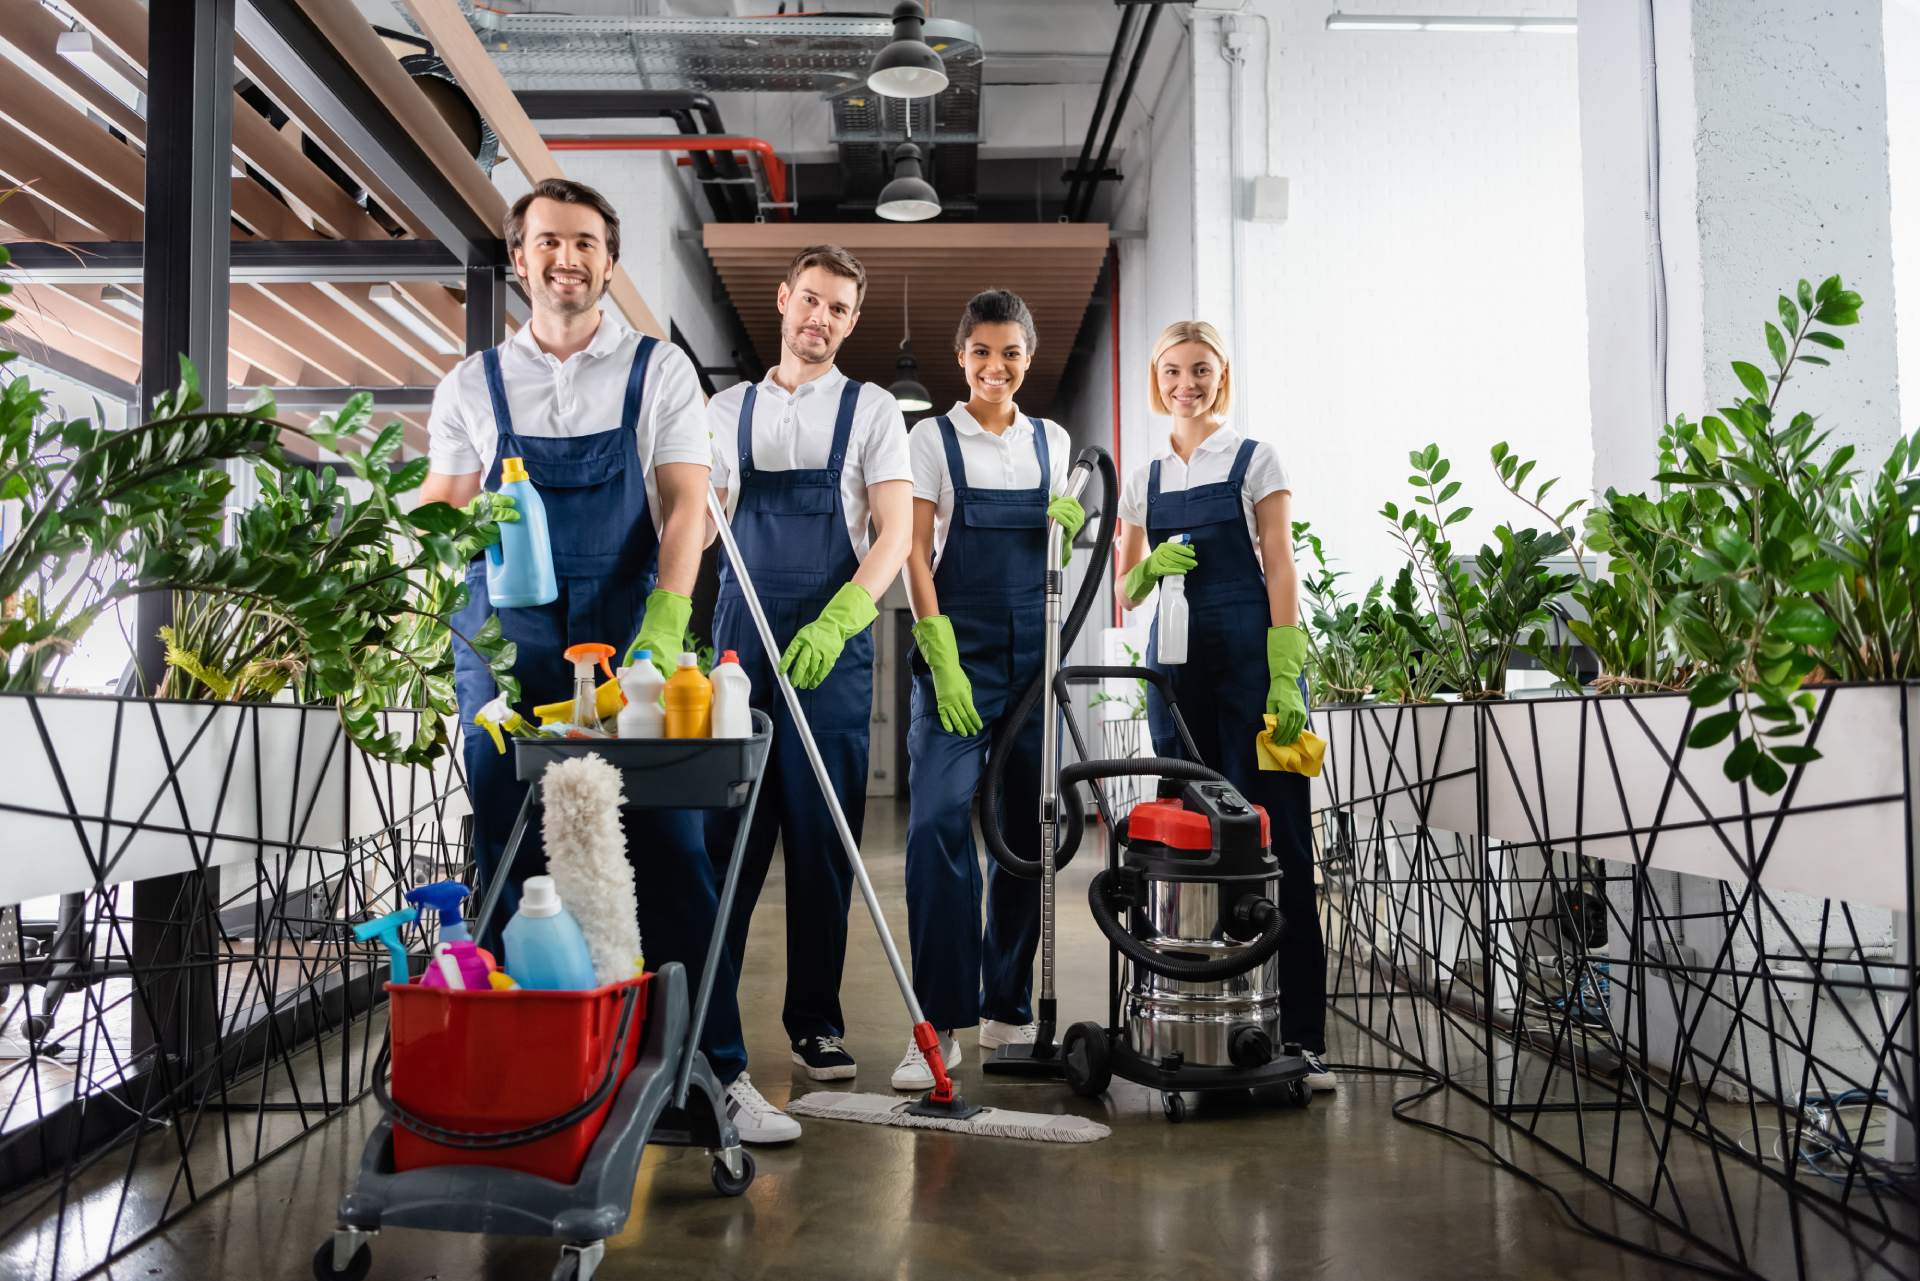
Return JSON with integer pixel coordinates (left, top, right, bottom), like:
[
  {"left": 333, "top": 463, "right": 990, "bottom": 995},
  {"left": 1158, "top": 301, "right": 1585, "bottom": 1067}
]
[
  {"left": 311, "top": 1238, "right": 372, "bottom": 1281},
  {"left": 711, "top": 1149, "right": 755, "bottom": 1197},
  {"left": 1162, "top": 1091, "right": 1187, "bottom": 1123},
  {"left": 1287, "top": 1079, "right": 1313, "bottom": 1109},
  {"left": 25, "top": 1015, "right": 50, "bottom": 1047},
  {"left": 552, "top": 1254, "right": 579, "bottom": 1281},
  {"left": 1061, "top": 1022, "right": 1111, "bottom": 1098}
]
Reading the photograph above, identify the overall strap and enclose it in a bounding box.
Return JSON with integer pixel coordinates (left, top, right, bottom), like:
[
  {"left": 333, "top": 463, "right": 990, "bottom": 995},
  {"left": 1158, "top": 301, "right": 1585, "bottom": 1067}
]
[
  {"left": 1226, "top": 437, "right": 1259, "bottom": 491},
  {"left": 936, "top": 416, "right": 969, "bottom": 492},
  {"left": 1029, "top": 417, "right": 1050, "bottom": 491},
  {"left": 736, "top": 384, "right": 759, "bottom": 480},
  {"left": 826, "top": 380, "right": 861, "bottom": 477},
  {"left": 1147, "top": 457, "right": 1163, "bottom": 504},
  {"left": 618, "top": 334, "right": 658, "bottom": 437},
  {"left": 481, "top": 347, "right": 521, "bottom": 463}
]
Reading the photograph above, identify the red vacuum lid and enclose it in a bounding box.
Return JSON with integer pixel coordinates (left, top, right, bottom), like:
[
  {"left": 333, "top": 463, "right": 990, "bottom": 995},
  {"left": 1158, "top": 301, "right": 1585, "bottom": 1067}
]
[{"left": 1128, "top": 797, "right": 1269, "bottom": 852}]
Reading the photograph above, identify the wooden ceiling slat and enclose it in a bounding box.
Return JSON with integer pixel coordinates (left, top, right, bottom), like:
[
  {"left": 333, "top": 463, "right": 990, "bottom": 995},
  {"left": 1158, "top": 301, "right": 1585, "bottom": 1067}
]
[
  {"left": 0, "top": 113, "right": 139, "bottom": 239},
  {"left": 252, "top": 283, "right": 443, "bottom": 387},
  {"left": 50, "top": 282, "right": 310, "bottom": 387},
  {"left": 1, "top": 291, "right": 139, "bottom": 383},
  {"left": 4, "top": 2, "right": 145, "bottom": 140}
]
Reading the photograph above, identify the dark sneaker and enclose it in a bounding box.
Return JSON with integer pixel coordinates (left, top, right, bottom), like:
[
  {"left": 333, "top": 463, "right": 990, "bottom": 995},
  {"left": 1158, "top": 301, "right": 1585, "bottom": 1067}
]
[
  {"left": 790, "top": 1034, "right": 857, "bottom": 1081},
  {"left": 1302, "top": 1050, "right": 1336, "bottom": 1091}
]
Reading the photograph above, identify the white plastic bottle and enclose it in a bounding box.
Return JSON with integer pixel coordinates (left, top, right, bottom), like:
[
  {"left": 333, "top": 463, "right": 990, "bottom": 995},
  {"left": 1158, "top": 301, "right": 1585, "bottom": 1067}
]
[
  {"left": 1156, "top": 533, "right": 1192, "bottom": 665},
  {"left": 710, "top": 650, "right": 753, "bottom": 738},
  {"left": 616, "top": 654, "right": 667, "bottom": 739}
]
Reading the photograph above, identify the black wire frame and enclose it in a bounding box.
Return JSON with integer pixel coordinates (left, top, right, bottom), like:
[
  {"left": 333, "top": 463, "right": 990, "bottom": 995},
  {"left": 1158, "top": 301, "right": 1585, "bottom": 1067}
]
[
  {"left": 1313, "top": 684, "right": 1920, "bottom": 1280},
  {"left": 0, "top": 690, "right": 471, "bottom": 1280}
]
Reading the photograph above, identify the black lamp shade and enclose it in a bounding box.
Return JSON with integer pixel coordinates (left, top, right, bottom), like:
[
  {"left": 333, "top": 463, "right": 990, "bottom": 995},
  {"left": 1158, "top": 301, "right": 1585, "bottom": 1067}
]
[
  {"left": 876, "top": 142, "right": 941, "bottom": 222},
  {"left": 890, "top": 346, "right": 933, "bottom": 412},
  {"left": 868, "top": 1, "right": 949, "bottom": 98}
]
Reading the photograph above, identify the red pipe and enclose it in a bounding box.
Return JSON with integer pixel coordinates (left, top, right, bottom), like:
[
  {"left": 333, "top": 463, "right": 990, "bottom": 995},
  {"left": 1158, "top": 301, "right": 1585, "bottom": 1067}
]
[
  {"left": 1109, "top": 241, "right": 1124, "bottom": 629},
  {"left": 546, "top": 136, "right": 790, "bottom": 213}
]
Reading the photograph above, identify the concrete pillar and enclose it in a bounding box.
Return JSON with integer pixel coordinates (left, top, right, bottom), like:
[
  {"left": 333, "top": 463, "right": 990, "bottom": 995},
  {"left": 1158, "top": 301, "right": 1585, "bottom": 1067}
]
[{"left": 1578, "top": 0, "right": 1900, "bottom": 493}]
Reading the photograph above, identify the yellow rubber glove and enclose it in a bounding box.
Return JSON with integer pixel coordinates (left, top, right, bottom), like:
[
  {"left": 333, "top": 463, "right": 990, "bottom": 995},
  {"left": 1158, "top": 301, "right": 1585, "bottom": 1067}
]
[
  {"left": 625, "top": 588, "right": 692, "bottom": 679},
  {"left": 912, "top": 614, "right": 982, "bottom": 736},
  {"left": 781, "top": 582, "right": 878, "bottom": 690},
  {"left": 533, "top": 677, "right": 623, "bottom": 728},
  {"left": 1266, "top": 624, "right": 1309, "bottom": 745},
  {"left": 1048, "top": 495, "right": 1086, "bottom": 567},
  {"left": 1122, "top": 538, "right": 1197, "bottom": 603}
]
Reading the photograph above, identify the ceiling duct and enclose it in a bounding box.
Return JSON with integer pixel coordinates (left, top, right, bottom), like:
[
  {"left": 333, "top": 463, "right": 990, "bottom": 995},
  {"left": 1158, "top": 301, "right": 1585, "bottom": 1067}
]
[{"left": 442, "top": 8, "right": 984, "bottom": 217}]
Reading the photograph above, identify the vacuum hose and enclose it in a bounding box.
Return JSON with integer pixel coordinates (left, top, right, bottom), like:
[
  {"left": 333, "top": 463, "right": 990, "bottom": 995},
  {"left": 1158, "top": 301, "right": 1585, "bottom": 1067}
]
[
  {"left": 977, "top": 445, "right": 1119, "bottom": 878},
  {"left": 1086, "top": 869, "right": 1288, "bottom": 984}
]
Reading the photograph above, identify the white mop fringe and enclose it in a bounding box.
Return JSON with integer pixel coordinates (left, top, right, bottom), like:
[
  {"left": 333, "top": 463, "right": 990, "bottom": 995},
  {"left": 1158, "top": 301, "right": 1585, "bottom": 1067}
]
[
  {"left": 539, "top": 753, "right": 645, "bottom": 985},
  {"left": 786, "top": 1091, "right": 1110, "bottom": 1143}
]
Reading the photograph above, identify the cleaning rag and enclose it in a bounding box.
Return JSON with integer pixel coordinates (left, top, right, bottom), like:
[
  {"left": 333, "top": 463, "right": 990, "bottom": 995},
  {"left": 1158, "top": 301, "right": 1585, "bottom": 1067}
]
[{"left": 1256, "top": 718, "right": 1326, "bottom": 777}]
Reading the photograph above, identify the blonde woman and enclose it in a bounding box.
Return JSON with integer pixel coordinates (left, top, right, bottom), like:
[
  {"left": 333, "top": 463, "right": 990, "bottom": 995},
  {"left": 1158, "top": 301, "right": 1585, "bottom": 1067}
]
[{"left": 1112, "top": 320, "right": 1330, "bottom": 1090}]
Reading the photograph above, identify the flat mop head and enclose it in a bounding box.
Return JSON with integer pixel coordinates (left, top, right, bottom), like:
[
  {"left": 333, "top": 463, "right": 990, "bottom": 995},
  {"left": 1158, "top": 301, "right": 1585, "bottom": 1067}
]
[
  {"left": 785, "top": 1092, "right": 1110, "bottom": 1143},
  {"left": 539, "top": 753, "right": 644, "bottom": 984}
]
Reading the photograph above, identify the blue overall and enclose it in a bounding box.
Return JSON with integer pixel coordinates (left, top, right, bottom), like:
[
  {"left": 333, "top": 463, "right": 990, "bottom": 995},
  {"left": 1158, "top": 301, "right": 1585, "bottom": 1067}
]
[
  {"left": 1143, "top": 439, "right": 1325, "bottom": 1052},
  {"left": 903, "top": 418, "right": 1051, "bottom": 1031},
  {"left": 450, "top": 336, "right": 747, "bottom": 1083},
  {"left": 707, "top": 380, "right": 874, "bottom": 1043}
]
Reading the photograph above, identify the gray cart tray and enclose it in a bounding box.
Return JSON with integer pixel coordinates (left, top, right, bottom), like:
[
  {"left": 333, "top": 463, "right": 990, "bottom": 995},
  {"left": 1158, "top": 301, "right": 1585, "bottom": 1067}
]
[{"left": 511, "top": 709, "right": 772, "bottom": 809}]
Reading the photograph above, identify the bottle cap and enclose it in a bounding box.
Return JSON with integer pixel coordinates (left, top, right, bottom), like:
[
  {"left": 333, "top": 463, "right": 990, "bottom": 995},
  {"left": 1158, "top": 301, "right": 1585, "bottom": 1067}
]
[
  {"left": 631, "top": 649, "right": 651, "bottom": 660},
  {"left": 519, "top": 875, "right": 561, "bottom": 918},
  {"left": 720, "top": 650, "right": 739, "bottom": 664},
  {"left": 501, "top": 456, "right": 529, "bottom": 483},
  {"left": 678, "top": 652, "right": 699, "bottom": 667}
]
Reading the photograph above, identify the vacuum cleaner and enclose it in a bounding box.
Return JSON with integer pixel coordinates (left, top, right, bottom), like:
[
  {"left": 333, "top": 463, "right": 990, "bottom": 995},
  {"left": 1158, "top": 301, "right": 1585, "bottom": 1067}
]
[{"left": 977, "top": 448, "right": 1312, "bottom": 1119}]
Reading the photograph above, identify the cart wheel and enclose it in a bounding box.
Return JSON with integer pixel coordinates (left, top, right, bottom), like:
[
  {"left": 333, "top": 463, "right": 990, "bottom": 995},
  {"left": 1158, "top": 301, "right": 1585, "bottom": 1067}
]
[
  {"left": 711, "top": 1149, "right": 756, "bottom": 1197},
  {"left": 311, "top": 1238, "right": 372, "bottom": 1281},
  {"left": 1287, "top": 1078, "right": 1313, "bottom": 1109},
  {"left": 551, "top": 1253, "right": 579, "bottom": 1281},
  {"left": 1062, "top": 1022, "right": 1111, "bottom": 1098},
  {"left": 1162, "top": 1091, "right": 1187, "bottom": 1123},
  {"left": 25, "top": 1014, "right": 50, "bottom": 1047}
]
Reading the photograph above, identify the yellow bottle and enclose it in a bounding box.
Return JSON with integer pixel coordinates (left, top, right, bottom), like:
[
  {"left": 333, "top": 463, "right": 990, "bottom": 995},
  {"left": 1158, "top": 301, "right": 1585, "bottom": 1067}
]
[{"left": 662, "top": 652, "right": 713, "bottom": 738}]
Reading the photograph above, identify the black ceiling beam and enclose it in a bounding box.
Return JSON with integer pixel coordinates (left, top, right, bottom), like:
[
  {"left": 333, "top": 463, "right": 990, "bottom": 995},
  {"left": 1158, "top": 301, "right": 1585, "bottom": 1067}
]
[
  {"left": 239, "top": 385, "right": 437, "bottom": 409},
  {"left": 1, "top": 240, "right": 469, "bottom": 284},
  {"left": 236, "top": 0, "right": 504, "bottom": 268}
]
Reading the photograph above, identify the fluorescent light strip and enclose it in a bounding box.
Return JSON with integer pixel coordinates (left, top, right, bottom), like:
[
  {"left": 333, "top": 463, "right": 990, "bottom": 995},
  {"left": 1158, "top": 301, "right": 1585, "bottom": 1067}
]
[
  {"left": 369, "top": 285, "right": 460, "bottom": 358},
  {"left": 55, "top": 30, "right": 145, "bottom": 114},
  {"left": 1326, "top": 14, "right": 1577, "bottom": 34},
  {"left": 100, "top": 284, "right": 142, "bottom": 322}
]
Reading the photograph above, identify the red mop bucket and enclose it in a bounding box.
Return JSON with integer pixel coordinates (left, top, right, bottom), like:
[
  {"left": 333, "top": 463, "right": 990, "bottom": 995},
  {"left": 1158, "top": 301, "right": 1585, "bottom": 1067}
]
[{"left": 380, "top": 974, "right": 651, "bottom": 1184}]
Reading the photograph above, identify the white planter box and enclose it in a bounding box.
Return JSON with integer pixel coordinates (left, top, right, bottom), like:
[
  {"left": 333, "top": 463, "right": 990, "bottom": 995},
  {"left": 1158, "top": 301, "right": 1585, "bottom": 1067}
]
[
  {"left": 1481, "top": 685, "right": 1912, "bottom": 914},
  {"left": 0, "top": 692, "right": 437, "bottom": 903},
  {"left": 1315, "top": 699, "right": 1480, "bottom": 835}
]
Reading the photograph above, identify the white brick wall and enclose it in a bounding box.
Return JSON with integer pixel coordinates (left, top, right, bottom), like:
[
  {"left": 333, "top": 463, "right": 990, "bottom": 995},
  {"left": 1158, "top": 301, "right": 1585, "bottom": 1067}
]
[{"left": 1236, "top": 1, "right": 1594, "bottom": 590}]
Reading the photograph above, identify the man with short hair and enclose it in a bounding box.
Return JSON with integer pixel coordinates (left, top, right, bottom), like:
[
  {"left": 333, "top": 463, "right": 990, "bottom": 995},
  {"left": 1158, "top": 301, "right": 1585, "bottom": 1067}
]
[
  {"left": 707, "top": 245, "right": 913, "bottom": 1094},
  {"left": 421, "top": 178, "right": 790, "bottom": 1144}
]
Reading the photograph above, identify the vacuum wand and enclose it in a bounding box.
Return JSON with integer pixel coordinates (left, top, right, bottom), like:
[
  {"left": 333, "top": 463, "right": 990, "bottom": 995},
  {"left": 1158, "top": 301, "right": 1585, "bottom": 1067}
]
[
  {"left": 1037, "top": 458, "right": 1095, "bottom": 1049},
  {"left": 705, "top": 487, "right": 967, "bottom": 1111}
]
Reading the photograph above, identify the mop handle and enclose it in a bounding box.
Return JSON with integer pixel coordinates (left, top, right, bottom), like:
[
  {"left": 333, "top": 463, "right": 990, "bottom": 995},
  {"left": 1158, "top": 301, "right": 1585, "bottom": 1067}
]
[{"left": 705, "top": 486, "right": 929, "bottom": 1030}]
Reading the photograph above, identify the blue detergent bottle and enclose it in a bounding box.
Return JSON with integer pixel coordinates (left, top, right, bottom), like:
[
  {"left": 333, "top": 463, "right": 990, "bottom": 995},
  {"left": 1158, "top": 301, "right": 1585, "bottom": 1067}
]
[
  {"left": 487, "top": 456, "right": 558, "bottom": 608},
  {"left": 503, "top": 876, "right": 598, "bottom": 990}
]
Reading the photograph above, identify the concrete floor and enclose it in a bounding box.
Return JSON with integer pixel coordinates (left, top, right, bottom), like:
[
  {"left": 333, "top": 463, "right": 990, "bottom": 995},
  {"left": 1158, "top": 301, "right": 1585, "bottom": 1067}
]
[{"left": 46, "top": 802, "right": 1867, "bottom": 1279}]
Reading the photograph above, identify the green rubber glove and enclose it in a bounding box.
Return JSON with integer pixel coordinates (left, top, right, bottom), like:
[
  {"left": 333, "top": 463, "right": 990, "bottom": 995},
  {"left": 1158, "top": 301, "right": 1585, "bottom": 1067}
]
[
  {"left": 1266, "top": 624, "right": 1309, "bottom": 746},
  {"left": 781, "top": 582, "right": 877, "bottom": 690},
  {"left": 1121, "top": 538, "right": 1198, "bottom": 604},
  {"left": 625, "top": 588, "right": 692, "bottom": 679},
  {"left": 452, "top": 491, "right": 519, "bottom": 561},
  {"left": 1048, "top": 495, "right": 1086, "bottom": 567},
  {"left": 912, "top": 614, "right": 982, "bottom": 736}
]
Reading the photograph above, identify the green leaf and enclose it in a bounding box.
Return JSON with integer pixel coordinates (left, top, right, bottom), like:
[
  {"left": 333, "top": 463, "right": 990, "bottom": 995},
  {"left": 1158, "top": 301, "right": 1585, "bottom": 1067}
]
[
  {"left": 1799, "top": 279, "right": 1816, "bottom": 311},
  {"left": 1770, "top": 599, "right": 1838, "bottom": 647},
  {"left": 1778, "top": 295, "right": 1799, "bottom": 334},
  {"left": 1687, "top": 711, "right": 1741, "bottom": 748},
  {"left": 1803, "top": 330, "right": 1845, "bottom": 349},
  {"left": 1437, "top": 480, "right": 1461, "bottom": 504},
  {"left": 1750, "top": 752, "right": 1788, "bottom": 794},
  {"left": 1689, "top": 672, "right": 1740, "bottom": 707},
  {"left": 1445, "top": 507, "right": 1472, "bottom": 525},
  {"left": 1724, "top": 736, "right": 1760, "bottom": 782},
  {"left": 1765, "top": 322, "right": 1787, "bottom": 368},
  {"left": 1798, "top": 355, "right": 1830, "bottom": 367},
  {"left": 1771, "top": 745, "right": 1822, "bottom": 766},
  {"left": 1816, "top": 274, "right": 1841, "bottom": 305},
  {"left": 1731, "top": 361, "right": 1769, "bottom": 400}
]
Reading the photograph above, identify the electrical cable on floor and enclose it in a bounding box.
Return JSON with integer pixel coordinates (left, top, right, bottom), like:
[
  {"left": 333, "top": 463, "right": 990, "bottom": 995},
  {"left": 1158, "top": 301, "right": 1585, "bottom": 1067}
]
[{"left": 1324, "top": 1061, "right": 1753, "bottom": 1280}]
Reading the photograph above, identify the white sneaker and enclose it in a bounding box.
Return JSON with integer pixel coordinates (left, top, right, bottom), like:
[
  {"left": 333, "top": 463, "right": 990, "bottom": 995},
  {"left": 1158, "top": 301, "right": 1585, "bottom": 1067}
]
[
  {"left": 1302, "top": 1051, "right": 1336, "bottom": 1091},
  {"left": 889, "top": 1033, "right": 962, "bottom": 1091},
  {"left": 725, "top": 1073, "right": 801, "bottom": 1144},
  {"left": 977, "top": 1019, "right": 1037, "bottom": 1050}
]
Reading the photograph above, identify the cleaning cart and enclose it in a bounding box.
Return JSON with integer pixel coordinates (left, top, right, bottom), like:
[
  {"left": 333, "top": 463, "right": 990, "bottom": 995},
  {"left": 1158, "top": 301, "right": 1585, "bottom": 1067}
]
[{"left": 314, "top": 712, "right": 773, "bottom": 1281}]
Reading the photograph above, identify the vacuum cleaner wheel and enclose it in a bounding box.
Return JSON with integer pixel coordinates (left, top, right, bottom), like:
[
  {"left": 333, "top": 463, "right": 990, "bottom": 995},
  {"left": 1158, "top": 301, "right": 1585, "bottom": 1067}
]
[{"left": 1062, "top": 1022, "right": 1112, "bottom": 1098}]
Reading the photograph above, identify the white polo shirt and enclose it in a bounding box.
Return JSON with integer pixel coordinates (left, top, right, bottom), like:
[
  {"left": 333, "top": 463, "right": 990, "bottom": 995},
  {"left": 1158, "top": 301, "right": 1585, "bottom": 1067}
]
[
  {"left": 909, "top": 403, "right": 1073, "bottom": 567},
  {"left": 426, "top": 312, "right": 710, "bottom": 529},
  {"left": 1118, "top": 426, "right": 1293, "bottom": 553},
  {"left": 708, "top": 365, "right": 912, "bottom": 560}
]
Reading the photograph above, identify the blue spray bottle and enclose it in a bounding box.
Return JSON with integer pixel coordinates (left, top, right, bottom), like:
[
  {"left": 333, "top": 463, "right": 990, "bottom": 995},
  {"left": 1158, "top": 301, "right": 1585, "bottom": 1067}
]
[
  {"left": 487, "top": 456, "right": 558, "bottom": 608},
  {"left": 405, "top": 881, "right": 472, "bottom": 944}
]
